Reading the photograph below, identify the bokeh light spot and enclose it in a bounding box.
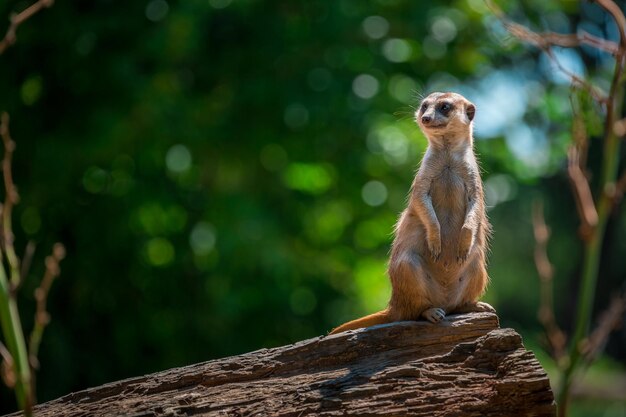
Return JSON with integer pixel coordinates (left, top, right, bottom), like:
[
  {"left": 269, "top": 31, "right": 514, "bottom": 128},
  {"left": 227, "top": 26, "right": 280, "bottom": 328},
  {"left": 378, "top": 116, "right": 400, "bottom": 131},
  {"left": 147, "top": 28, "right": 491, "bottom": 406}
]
[
  {"left": 354, "top": 217, "right": 392, "bottom": 249},
  {"left": 21, "top": 207, "right": 41, "bottom": 235},
  {"left": 388, "top": 74, "right": 418, "bottom": 103},
  {"left": 362, "top": 16, "right": 389, "bottom": 39},
  {"left": 21, "top": 76, "right": 42, "bottom": 106},
  {"left": 467, "top": 0, "right": 489, "bottom": 14},
  {"left": 352, "top": 74, "right": 379, "bottom": 99},
  {"left": 382, "top": 39, "right": 412, "bottom": 63},
  {"left": 145, "top": 0, "right": 169, "bottom": 22},
  {"left": 260, "top": 143, "right": 288, "bottom": 171},
  {"left": 369, "top": 126, "right": 409, "bottom": 165},
  {"left": 422, "top": 36, "right": 447, "bottom": 60},
  {"left": 83, "top": 166, "right": 108, "bottom": 194},
  {"left": 166, "top": 144, "right": 192, "bottom": 173},
  {"left": 431, "top": 16, "right": 458, "bottom": 43},
  {"left": 305, "top": 201, "right": 353, "bottom": 244},
  {"left": 362, "top": 181, "right": 388, "bottom": 207},
  {"left": 146, "top": 238, "right": 175, "bottom": 266},
  {"left": 190, "top": 222, "right": 216, "bottom": 256},
  {"left": 307, "top": 68, "right": 332, "bottom": 92},
  {"left": 485, "top": 174, "right": 518, "bottom": 208},
  {"left": 283, "top": 163, "right": 334, "bottom": 195},
  {"left": 135, "top": 203, "right": 187, "bottom": 236},
  {"left": 283, "top": 103, "right": 309, "bottom": 129}
]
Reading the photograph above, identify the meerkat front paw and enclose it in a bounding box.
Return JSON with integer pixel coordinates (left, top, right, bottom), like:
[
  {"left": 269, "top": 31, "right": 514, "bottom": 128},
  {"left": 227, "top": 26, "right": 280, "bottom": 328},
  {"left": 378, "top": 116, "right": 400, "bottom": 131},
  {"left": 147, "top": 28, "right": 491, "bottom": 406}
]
[
  {"left": 422, "top": 307, "right": 446, "bottom": 323},
  {"left": 427, "top": 231, "right": 442, "bottom": 261},
  {"left": 457, "top": 225, "right": 474, "bottom": 263}
]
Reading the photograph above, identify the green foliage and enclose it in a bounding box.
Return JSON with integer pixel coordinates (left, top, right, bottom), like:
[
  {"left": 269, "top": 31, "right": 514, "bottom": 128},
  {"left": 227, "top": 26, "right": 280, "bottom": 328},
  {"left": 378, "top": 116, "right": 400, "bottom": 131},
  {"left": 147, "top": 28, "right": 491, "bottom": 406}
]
[{"left": 0, "top": 0, "right": 624, "bottom": 413}]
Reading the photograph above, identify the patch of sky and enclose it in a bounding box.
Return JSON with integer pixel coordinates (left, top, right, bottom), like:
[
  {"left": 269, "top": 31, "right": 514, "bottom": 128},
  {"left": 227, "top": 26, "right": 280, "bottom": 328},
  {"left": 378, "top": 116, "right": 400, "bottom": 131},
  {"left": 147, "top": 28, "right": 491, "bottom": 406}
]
[
  {"left": 470, "top": 71, "right": 529, "bottom": 138},
  {"left": 539, "top": 48, "right": 585, "bottom": 86}
]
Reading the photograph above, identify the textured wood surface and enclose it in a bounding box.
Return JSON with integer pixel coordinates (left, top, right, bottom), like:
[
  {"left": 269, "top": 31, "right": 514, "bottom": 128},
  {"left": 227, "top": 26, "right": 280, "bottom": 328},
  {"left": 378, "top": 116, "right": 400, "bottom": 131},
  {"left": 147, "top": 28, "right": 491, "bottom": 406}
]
[{"left": 6, "top": 312, "right": 555, "bottom": 416}]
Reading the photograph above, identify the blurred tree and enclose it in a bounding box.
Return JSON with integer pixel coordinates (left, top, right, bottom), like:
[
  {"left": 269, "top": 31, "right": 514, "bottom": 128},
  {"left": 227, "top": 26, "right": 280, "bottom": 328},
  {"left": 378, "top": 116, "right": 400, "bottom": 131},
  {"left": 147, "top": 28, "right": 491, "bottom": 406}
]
[
  {"left": 0, "top": 1, "right": 62, "bottom": 415},
  {"left": 0, "top": 0, "right": 623, "bottom": 415},
  {"left": 488, "top": 1, "right": 626, "bottom": 414}
]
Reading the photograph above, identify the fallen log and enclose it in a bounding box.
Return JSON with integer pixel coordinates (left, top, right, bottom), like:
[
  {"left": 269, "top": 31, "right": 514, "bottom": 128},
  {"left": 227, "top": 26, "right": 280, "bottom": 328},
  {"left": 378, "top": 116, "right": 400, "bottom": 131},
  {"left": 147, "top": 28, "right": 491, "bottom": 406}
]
[{"left": 6, "top": 312, "right": 556, "bottom": 416}]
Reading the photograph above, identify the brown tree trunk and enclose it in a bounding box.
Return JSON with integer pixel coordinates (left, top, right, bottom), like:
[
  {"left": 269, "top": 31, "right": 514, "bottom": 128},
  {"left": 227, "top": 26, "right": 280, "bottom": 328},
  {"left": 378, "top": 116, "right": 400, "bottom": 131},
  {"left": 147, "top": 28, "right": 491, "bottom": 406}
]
[{"left": 8, "top": 312, "right": 555, "bottom": 416}]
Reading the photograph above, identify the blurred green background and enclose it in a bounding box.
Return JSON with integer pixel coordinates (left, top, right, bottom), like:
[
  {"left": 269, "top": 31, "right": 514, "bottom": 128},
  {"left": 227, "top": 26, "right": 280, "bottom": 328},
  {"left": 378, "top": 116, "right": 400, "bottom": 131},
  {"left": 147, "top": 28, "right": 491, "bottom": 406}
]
[{"left": 0, "top": 0, "right": 624, "bottom": 415}]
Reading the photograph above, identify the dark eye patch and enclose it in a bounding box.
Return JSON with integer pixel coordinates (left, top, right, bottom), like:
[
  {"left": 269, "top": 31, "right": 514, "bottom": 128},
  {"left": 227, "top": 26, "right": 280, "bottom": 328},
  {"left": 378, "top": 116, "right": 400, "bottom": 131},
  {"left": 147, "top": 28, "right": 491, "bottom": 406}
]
[
  {"left": 420, "top": 102, "right": 429, "bottom": 112},
  {"left": 438, "top": 102, "right": 453, "bottom": 115}
]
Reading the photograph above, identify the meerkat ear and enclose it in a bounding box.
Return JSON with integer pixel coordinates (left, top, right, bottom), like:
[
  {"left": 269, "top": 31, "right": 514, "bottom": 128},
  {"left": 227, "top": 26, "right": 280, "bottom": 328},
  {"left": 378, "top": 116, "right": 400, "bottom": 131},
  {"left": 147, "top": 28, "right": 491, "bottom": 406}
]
[{"left": 466, "top": 103, "right": 476, "bottom": 122}]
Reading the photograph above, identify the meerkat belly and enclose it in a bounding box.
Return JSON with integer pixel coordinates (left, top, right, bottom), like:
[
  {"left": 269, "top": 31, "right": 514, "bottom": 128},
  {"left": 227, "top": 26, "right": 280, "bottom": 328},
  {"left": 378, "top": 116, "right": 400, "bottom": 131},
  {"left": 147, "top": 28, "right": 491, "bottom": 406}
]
[{"left": 431, "top": 167, "right": 466, "bottom": 254}]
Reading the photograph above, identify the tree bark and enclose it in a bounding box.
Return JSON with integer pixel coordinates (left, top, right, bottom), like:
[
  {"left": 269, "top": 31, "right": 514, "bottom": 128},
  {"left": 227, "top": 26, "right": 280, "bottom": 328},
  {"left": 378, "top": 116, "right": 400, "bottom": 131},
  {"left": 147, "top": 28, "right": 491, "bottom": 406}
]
[{"left": 6, "top": 312, "right": 556, "bottom": 416}]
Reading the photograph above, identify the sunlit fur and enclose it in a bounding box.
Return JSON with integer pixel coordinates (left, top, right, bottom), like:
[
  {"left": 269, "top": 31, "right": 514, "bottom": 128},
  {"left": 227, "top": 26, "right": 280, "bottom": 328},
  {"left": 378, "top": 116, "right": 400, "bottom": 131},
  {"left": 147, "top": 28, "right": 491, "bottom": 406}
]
[{"left": 330, "top": 92, "right": 493, "bottom": 335}]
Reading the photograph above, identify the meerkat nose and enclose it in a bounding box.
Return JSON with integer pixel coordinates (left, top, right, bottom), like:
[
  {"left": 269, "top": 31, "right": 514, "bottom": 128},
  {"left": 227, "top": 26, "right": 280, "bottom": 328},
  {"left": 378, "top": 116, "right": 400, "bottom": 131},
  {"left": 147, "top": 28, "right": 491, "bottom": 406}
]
[{"left": 421, "top": 115, "right": 432, "bottom": 125}]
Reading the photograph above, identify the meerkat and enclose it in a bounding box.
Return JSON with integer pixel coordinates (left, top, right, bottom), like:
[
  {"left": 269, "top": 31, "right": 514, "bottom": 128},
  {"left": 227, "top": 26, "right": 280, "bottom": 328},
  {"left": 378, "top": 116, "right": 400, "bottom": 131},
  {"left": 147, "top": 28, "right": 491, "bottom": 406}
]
[{"left": 330, "top": 92, "right": 494, "bottom": 334}]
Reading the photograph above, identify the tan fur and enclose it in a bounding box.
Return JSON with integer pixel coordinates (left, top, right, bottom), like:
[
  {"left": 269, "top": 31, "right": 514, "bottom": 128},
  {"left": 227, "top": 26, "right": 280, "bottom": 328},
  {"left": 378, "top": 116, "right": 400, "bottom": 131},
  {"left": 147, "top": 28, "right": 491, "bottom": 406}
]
[{"left": 330, "top": 92, "right": 493, "bottom": 335}]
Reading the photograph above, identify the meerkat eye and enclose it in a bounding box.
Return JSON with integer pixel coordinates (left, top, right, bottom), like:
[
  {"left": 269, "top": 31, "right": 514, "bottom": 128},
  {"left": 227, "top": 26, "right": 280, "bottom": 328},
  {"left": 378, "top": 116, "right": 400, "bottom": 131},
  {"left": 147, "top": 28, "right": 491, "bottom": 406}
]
[
  {"left": 439, "top": 103, "right": 452, "bottom": 114},
  {"left": 420, "top": 103, "right": 428, "bottom": 112}
]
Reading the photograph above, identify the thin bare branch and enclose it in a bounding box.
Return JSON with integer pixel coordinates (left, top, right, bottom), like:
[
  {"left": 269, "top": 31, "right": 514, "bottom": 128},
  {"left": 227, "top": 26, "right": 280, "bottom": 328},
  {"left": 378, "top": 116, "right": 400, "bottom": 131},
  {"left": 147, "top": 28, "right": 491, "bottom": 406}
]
[
  {"left": 567, "top": 146, "right": 599, "bottom": 240},
  {"left": 542, "top": 31, "right": 619, "bottom": 55},
  {"left": 596, "top": 0, "right": 626, "bottom": 209},
  {"left": 582, "top": 293, "right": 626, "bottom": 363},
  {"left": 0, "top": 113, "right": 22, "bottom": 289},
  {"left": 532, "top": 200, "right": 567, "bottom": 361},
  {"left": 0, "top": 0, "right": 54, "bottom": 55},
  {"left": 486, "top": 0, "right": 618, "bottom": 54},
  {"left": 486, "top": 0, "right": 609, "bottom": 103},
  {"left": 569, "top": 93, "right": 590, "bottom": 175},
  {"left": 0, "top": 340, "right": 15, "bottom": 388},
  {"left": 28, "top": 243, "right": 65, "bottom": 371},
  {"left": 593, "top": 0, "right": 626, "bottom": 47},
  {"left": 508, "top": 21, "right": 608, "bottom": 103},
  {"left": 0, "top": 113, "right": 17, "bottom": 205},
  {"left": 19, "top": 241, "right": 36, "bottom": 288}
]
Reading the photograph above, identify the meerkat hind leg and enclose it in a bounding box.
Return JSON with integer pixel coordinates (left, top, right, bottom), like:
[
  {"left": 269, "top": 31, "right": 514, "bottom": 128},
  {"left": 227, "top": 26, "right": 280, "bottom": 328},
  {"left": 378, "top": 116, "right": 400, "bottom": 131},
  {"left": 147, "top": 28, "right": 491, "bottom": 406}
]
[{"left": 422, "top": 307, "right": 446, "bottom": 323}]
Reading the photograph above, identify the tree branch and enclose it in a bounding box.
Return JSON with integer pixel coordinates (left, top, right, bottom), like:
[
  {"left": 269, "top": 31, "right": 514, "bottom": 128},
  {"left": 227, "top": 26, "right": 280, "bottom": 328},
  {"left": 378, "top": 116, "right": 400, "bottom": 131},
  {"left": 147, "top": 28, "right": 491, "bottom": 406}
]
[
  {"left": 560, "top": 0, "right": 626, "bottom": 412},
  {"left": 569, "top": 91, "right": 590, "bottom": 174},
  {"left": 488, "top": 1, "right": 626, "bottom": 415},
  {"left": 0, "top": 0, "right": 54, "bottom": 56},
  {"left": 582, "top": 293, "right": 626, "bottom": 363},
  {"left": 593, "top": 0, "right": 626, "bottom": 46},
  {"left": 0, "top": 340, "right": 15, "bottom": 388},
  {"left": 510, "top": 21, "right": 608, "bottom": 103},
  {"left": 521, "top": 29, "right": 619, "bottom": 56},
  {"left": 0, "top": 113, "right": 22, "bottom": 290},
  {"left": 28, "top": 243, "right": 64, "bottom": 372},
  {"left": 532, "top": 200, "right": 567, "bottom": 361},
  {"left": 567, "top": 146, "right": 598, "bottom": 239},
  {"left": 19, "top": 241, "right": 36, "bottom": 288},
  {"left": 486, "top": 0, "right": 608, "bottom": 103}
]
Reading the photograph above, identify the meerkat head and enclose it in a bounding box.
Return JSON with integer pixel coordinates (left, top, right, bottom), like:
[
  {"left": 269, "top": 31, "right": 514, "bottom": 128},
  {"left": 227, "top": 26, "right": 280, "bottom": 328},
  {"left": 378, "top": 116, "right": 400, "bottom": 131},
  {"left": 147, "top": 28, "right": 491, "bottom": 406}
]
[{"left": 416, "top": 92, "right": 476, "bottom": 145}]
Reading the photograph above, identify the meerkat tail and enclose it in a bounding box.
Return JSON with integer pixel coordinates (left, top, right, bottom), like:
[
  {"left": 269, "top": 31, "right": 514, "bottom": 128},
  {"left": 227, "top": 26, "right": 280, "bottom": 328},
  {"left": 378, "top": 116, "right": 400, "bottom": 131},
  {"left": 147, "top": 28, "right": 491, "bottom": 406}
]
[{"left": 329, "top": 310, "right": 392, "bottom": 335}]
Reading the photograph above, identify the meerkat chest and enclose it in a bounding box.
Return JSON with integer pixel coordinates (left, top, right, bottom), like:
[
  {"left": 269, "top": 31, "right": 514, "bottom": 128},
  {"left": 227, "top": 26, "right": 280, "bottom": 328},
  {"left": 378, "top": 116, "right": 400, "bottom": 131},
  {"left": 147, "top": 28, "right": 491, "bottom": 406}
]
[{"left": 430, "top": 159, "right": 467, "bottom": 210}]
